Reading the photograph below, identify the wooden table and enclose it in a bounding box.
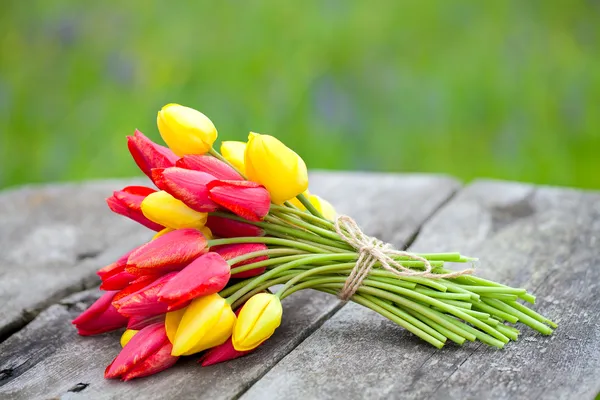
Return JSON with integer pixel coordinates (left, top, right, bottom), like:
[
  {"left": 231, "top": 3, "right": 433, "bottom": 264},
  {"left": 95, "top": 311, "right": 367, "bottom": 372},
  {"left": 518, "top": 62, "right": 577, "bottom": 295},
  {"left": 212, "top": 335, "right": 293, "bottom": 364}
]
[{"left": 0, "top": 172, "right": 598, "bottom": 400}]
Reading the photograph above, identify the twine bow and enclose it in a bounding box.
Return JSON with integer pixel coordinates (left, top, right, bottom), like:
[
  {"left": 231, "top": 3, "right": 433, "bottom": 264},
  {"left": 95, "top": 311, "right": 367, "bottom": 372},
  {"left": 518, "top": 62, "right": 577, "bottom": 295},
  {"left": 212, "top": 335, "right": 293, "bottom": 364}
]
[{"left": 334, "top": 215, "right": 475, "bottom": 301}]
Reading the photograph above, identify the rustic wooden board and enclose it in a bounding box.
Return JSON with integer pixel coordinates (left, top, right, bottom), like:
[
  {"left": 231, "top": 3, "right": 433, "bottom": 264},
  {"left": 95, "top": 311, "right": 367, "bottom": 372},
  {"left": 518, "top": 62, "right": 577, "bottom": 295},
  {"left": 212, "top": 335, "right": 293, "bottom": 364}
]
[
  {"left": 243, "top": 180, "right": 600, "bottom": 400},
  {"left": 0, "top": 179, "right": 151, "bottom": 341},
  {"left": 0, "top": 172, "right": 459, "bottom": 400}
]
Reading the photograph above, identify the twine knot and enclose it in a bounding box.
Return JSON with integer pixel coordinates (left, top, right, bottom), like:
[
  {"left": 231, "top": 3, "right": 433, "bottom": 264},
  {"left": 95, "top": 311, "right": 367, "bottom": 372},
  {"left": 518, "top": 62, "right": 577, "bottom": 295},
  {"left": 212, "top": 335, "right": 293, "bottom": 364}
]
[{"left": 334, "top": 215, "right": 475, "bottom": 301}]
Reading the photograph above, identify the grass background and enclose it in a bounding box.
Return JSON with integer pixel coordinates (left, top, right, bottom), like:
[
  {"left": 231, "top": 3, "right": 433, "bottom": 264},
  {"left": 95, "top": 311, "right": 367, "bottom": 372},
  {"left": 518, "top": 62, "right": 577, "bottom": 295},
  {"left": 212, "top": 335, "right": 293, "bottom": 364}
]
[{"left": 1, "top": 1, "right": 599, "bottom": 189}]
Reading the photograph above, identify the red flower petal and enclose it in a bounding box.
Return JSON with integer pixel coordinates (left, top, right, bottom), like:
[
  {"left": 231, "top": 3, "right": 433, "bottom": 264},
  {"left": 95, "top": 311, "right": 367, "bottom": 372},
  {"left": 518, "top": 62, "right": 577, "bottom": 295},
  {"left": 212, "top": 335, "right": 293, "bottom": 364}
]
[
  {"left": 127, "top": 130, "right": 178, "bottom": 179},
  {"left": 208, "top": 180, "right": 271, "bottom": 221},
  {"left": 211, "top": 243, "right": 268, "bottom": 278},
  {"left": 153, "top": 167, "right": 218, "bottom": 212},
  {"left": 206, "top": 216, "right": 265, "bottom": 238},
  {"left": 177, "top": 155, "right": 243, "bottom": 180}
]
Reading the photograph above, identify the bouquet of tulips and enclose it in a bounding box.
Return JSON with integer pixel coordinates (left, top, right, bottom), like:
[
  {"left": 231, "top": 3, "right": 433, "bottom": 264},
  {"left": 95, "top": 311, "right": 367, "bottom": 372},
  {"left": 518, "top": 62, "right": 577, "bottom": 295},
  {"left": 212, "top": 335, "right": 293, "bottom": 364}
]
[{"left": 73, "top": 104, "right": 556, "bottom": 381}]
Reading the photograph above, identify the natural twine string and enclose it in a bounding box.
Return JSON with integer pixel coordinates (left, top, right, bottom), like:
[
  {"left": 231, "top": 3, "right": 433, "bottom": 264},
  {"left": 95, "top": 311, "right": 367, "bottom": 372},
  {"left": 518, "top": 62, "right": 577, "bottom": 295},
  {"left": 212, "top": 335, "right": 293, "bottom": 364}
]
[{"left": 334, "top": 215, "right": 475, "bottom": 301}]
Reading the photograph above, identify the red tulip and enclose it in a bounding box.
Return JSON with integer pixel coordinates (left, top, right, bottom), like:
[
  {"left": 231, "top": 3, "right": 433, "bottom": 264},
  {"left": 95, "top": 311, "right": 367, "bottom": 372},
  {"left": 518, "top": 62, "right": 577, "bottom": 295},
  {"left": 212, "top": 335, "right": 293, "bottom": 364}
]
[
  {"left": 113, "top": 272, "right": 179, "bottom": 317},
  {"left": 106, "top": 186, "right": 164, "bottom": 231},
  {"left": 127, "top": 129, "right": 178, "bottom": 179},
  {"left": 198, "top": 308, "right": 255, "bottom": 366},
  {"left": 206, "top": 216, "right": 265, "bottom": 238},
  {"left": 72, "top": 291, "right": 128, "bottom": 336},
  {"left": 100, "top": 270, "right": 137, "bottom": 291},
  {"left": 158, "top": 253, "right": 231, "bottom": 310},
  {"left": 177, "top": 154, "right": 242, "bottom": 181},
  {"left": 211, "top": 243, "right": 268, "bottom": 278},
  {"left": 127, "top": 314, "right": 166, "bottom": 330},
  {"left": 125, "top": 228, "right": 208, "bottom": 276},
  {"left": 207, "top": 180, "right": 271, "bottom": 221},
  {"left": 113, "top": 275, "right": 157, "bottom": 303},
  {"left": 105, "top": 323, "right": 178, "bottom": 381},
  {"left": 97, "top": 251, "right": 132, "bottom": 282},
  {"left": 152, "top": 167, "right": 218, "bottom": 212}
]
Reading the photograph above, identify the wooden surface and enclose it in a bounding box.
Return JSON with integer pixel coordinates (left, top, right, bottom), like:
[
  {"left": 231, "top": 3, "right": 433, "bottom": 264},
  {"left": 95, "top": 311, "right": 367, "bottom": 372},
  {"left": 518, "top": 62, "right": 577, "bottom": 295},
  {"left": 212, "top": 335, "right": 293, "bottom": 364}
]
[
  {"left": 0, "top": 172, "right": 460, "bottom": 400},
  {"left": 0, "top": 174, "right": 598, "bottom": 399}
]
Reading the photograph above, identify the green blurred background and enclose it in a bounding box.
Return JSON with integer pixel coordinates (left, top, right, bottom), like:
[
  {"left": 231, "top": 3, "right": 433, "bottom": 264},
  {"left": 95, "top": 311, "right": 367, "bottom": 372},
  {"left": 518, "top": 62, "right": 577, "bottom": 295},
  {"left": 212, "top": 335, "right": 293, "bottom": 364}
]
[{"left": 1, "top": 1, "right": 599, "bottom": 190}]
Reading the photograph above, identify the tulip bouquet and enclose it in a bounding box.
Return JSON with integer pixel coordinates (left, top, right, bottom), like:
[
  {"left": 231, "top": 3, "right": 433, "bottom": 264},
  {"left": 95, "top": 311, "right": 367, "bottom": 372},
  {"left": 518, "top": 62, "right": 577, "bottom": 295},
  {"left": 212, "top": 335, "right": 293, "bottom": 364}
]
[{"left": 73, "top": 104, "right": 556, "bottom": 380}]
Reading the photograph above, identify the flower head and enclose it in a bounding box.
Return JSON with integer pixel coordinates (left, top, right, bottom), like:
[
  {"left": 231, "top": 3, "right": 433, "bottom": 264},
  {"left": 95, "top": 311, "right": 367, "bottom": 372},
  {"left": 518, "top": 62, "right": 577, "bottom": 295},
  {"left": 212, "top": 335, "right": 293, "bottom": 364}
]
[
  {"left": 141, "top": 190, "right": 208, "bottom": 230},
  {"left": 157, "top": 104, "right": 217, "bottom": 156},
  {"left": 220, "top": 141, "right": 247, "bottom": 174},
  {"left": 72, "top": 291, "right": 128, "bottom": 336},
  {"left": 232, "top": 293, "right": 282, "bottom": 351},
  {"left": 177, "top": 154, "right": 242, "bottom": 180},
  {"left": 106, "top": 186, "right": 164, "bottom": 231},
  {"left": 244, "top": 132, "right": 308, "bottom": 204},
  {"left": 207, "top": 180, "right": 271, "bottom": 221}
]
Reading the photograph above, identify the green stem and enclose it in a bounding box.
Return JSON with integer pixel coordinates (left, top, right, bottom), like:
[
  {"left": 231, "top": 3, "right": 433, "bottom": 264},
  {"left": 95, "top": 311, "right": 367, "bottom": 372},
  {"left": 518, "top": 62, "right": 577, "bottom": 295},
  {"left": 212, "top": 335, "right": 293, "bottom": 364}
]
[
  {"left": 271, "top": 204, "right": 335, "bottom": 229},
  {"left": 207, "top": 237, "right": 329, "bottom": 254},
  {"left": 226, "top": 248, "right": 305, "bottom": 266},
  {"left": 296, "top": 193, "right": 325, "bottom": 219}
]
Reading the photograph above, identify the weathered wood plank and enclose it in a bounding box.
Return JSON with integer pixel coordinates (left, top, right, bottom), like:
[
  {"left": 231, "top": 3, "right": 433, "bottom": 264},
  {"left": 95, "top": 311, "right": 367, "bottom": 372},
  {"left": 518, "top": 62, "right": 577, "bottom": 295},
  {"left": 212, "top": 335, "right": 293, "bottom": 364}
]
[
  {"left": 242, "top": 180, "right": 600, "bottom": 400},
  {"left": 0, "top": 172, "right": 459, "bottom": 400},
  {"left": 0, "top": 179, "right": 150, "bottom": 340}
]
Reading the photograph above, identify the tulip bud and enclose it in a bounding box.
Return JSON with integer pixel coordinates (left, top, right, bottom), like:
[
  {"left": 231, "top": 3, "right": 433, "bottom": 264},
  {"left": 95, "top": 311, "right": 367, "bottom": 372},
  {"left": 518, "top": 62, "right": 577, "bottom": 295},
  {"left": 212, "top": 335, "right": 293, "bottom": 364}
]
[
  {"left": 198, "top": 307, "right": 255, "bottom": 366},
  {"left": 97, "top": 251, "right": 132, "bottom": 283},
  {"left": 141, "top": 190, "right": 208, "bottom": 230},
  {"left": 105, "top": 323, "right": 179, "bottom": 381},
  {"left": 72, "top": 291, "right": 128, "bottom": 336},
  {"left": 220, "top": 141, "right": 246, "bottom": 174},
  {"left": 157, "top": 104, "right": 218, "bottom": 156},
  {"left": 177, "top": 155, "right": 242, "bottom": 181},
  {"left": 125, "top": 228, "right": 208, "bottom": 276},
  {"left": 152, "top": 227, "right": 174, "bottom": 240},
  {"left": 152, "top": 167, "right": 218, "bottom": 212},
  {"left": 106, "top": 186, "right": 165, "bottom": 231},
  {"left": 206, "top": 216, "right": 265, "bottom": 238},
  {"left": 211, "top": 243, "right": 268, "bottom": 278},
  {"left": 158, "top": 253, "right": 231, "bottom": 310},
  {"left": 170, "top": 294, "right": 236, "bottom": 356},
  {"left": 233, "top": 293, "right": 282, "bottom": 351},
  {"left": 100, "top": 270, "right": 137, "bottom": 291},
  {"left": 113, "top": 275, "right": 157, "bottom": 303},
  {"left": 244, "top": 132, "right": 308, "bottom": 204},
  {"left": 127, "top": 129, "right": 178, "bottom": 179},
  {"left": 120, "top": 329, "right": 139, "bottom": 347},
  {"left": 207, "top": 180, "right": 271, "bottom": 221},
  {"left": 113, "top": 272, "right": 178, "bottom": 317},
  {"left": 309, "top": 195, "right": 336, "bottom": 220}
]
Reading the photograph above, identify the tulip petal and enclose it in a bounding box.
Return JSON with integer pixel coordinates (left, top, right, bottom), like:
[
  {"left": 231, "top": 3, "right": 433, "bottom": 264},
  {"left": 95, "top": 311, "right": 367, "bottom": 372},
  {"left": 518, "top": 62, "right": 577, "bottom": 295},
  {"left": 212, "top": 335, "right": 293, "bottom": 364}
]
[
  {"left": 97, "top": 251, "right": 132, "bottom": 281},
  {"left": 141, "top": 191, "right": 208, "bottom": 230},
  {"left": 233, "top": 293, "right": 282, "bottom": 351},
  {"left": 114, "top": 273, "right": 177, "bottom": 317},
  {"left": 125, "top": 228, "right": 208, "bottom": 276},
  {"left": 105, "top": 322, "right": 168, "bottom": 379},
  {"left": 177, "top": 155, "right": 243, "bottom": 180},
  {"left": 127, "top": 130, "right": 178, "bottom": 179},
  {"left": 171, "top": 294, "right": 235, "bottom": 356},
  {"left": 157, "top": 104, "right": 217, "bottom": 156},
  {"left": 121, "top": 341, "right": 179, "bottom": 381},
  {"left": 220, "top": 141, "right": 247, "bottom": 175},
  {"left": 153, "top": 167, "right": 219, "bottom": 212},
  {"left": 207, "top": 180, "right": 271, "bottom": 221},
  {"left": 113, "top": 275, "right": 157, "bottom": 304},
  {"left": 100, "top": 270, "right": 137, "bottom": 290},
  {"left": 128, "top": 313, "right": 166, "bottom": 330},
  {"left": 158, "top": 253, "right": 231, "bottom": 308},
  {"left": 206, "top": 216, "right": 265, "bottom": 238},
  {"left": 199, "top": 336, "right": 254, "bottom": 367},
  {"left": 211, "top": 243, "right": 268, "bottom": 278},
  {"left": 107, "top": 186, "right": 165, "bottom": 231},
  {"left": 120, "top": 329, "right": 139, "bottom": 347},
  {"left": 73, "top": 291, "right": 128, "bottom": 336}
]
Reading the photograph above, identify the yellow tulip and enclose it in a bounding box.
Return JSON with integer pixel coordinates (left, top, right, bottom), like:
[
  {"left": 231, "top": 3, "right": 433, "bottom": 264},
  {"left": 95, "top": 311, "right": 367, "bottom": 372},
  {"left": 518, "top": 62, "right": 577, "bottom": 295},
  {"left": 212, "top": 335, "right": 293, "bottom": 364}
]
[
  {"left": 232, "top": 293, "right": 282, "bottom": 351},
  {"left": 120, "top": 329, "right": 139, "bottom": 347},
  {"left": 220, "top": 141, "right": 247, "bottom": 174},
  {"left": 199, "top": 226, "right": 213, "bottom": 240},
  {"left": 157, "top": 104, "right": 218, "bottom": 156},
  {"left": 170, "top": 294, "right": 236, "bottom": 356},
  {"left": 141, "top": 191, "right": 207, "bottom": 230},
  {"left": 165, "top": 308, "right": 186, "bottom": 344},
  {"left": 310, "top": 195, "right": 337, "bottom": 220},
  {"left": 245, "top": 132, "right": 308, "bottom": 204},
  {"left": 152, "top": 227, "right": 174, "bottom": 240}
]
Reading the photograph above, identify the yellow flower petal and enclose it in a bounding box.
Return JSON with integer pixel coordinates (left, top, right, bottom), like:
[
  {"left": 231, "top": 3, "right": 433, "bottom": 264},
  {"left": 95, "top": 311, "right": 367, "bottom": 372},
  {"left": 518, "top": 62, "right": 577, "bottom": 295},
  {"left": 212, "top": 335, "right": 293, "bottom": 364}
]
[
  {"left": 220, "top": 141, "right": 247, "bottom": 175},
  {"left": 165, "top": 308, "right": 187, "bottom": 344},
  {"left": 245, "top": 132, "right": 308, "bottom": 205},
  {"left": 157, "top": 104, "right": 218, "bottom": 156},
  {"left": 120, "top": 329, "right": 139, "bottom": 347},
  {"left": 232, "top": 293, "right": 282, "bottom": 351},
  {"left": 141, "top": 191, "right": 207, "bottom": 230}
]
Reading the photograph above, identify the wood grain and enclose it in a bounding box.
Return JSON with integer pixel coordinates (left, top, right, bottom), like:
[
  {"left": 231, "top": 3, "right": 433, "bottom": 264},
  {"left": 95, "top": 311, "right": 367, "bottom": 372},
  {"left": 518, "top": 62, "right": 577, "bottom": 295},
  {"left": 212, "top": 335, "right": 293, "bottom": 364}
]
[{"left": 242, "top": 180, "right": 600, "bottom": 400}]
